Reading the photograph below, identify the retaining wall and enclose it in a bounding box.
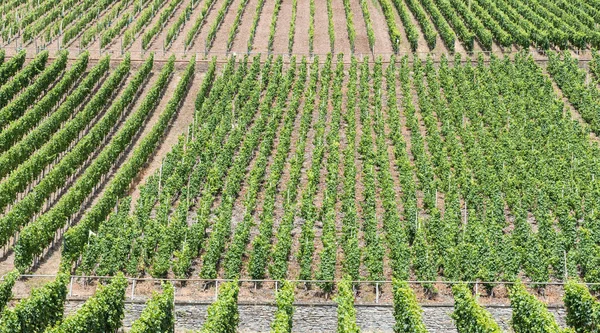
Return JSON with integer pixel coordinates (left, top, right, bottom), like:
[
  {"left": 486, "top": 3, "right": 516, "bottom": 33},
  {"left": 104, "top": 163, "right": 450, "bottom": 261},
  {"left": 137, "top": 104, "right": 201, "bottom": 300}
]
[{"left": 63, "top": 300, "right": 567, "bottom": 332}]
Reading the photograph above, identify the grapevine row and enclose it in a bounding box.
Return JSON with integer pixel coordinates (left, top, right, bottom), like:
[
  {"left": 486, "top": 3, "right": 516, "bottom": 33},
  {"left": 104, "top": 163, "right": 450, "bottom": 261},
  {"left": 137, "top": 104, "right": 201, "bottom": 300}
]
[
  {"left": 142, "top": 0, "right": 184, "bottom": 49},
  {"left": 63, "top": 56, "right": 194, "bottom": 264},
  {"left": 295, "top": 55, "right": 332, "bottom": 281},
  {"left": 0, "top": 52, "right": 88, "bottom": 153},
  {"left": 14, "top": 55, "right": 183, "bottom": 271},
  {"left": 0, "top": 57, "right": 130, "bottom": 249},
  {"left": 0, "top": 51, "right": 67, "bottom": 129},
  {"left": 316, "top": 55, "right": 344, "bottom": 292}
]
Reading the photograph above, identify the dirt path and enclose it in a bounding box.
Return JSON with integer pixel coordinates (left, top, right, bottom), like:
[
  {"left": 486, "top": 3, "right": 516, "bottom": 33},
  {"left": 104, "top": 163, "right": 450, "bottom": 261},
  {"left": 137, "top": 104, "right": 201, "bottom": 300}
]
[
  {"left": 312, "top": 0, "right": 331, "bottom": 55},
  {"left": 291, "top": 0, "right": 311, "bottom": 55},
  {"left": 208, "top": 0, "right": 244, "bottom": 54},
  {"left": 271, "top": 0, "right": 293, "bottom": 55},
  {"left": 168, "top": 0, "right": 212, "bottom": 57},
  {"left": 364, "top": 0, "right": 393, "bottom": 55},
  {"left": 330, "top": 0, "right": 352, "bottom": 56},
  {"left": 346, "top": 0, "right": 371, "bottom": 55},
  {"left": 229, "top": 0, "right": 260, "bottom": 54},
  {"left": 250, "top": 0, "right": 276, "bottom": 53},
  {"left": 31, "top": 246, "right": 63, "bottom": 275},
  {"left": 146, "top": 0, "right": 191, "bottom": 53},
  {"left": 186, "top": 0, "right": 229, "bottom": 55},
  {"left": 0, "top": 252, "right": 15, "bottom": 276},
  {"left": 124, "top": 0, "right": 173, "bottom": 58}
]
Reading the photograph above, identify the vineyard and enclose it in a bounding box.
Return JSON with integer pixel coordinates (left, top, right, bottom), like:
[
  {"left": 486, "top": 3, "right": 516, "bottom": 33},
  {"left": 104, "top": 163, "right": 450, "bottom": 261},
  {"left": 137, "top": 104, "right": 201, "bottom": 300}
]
[
  {"left": 2, "top": 0, "right": 600, "bottom": 331},
  {"left": 2, "top": 0, "right": 600, "bottom": 57}
]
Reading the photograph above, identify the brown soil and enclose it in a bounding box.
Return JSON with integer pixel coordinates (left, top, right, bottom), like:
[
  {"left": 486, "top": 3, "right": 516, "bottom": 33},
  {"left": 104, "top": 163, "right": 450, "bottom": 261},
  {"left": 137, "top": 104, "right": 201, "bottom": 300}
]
[
  {"left": 145, "top": 0, "right": 190, "bottom": 53},
  {"left": 312, "top": 0, "right": 331, "bottom": 54},
  {"left": 270, "top": 0, "right": 293, "bottom": 55},
  {"left": 330, "top": 0, "right": 352, "bottom": 57},
  {"left": 186, "top": 0, "right": 230, "bottom": 56},
  {"left": 291, "top": 0, "right": 310, "bottom": 55},
  {"left": 0, "top": 252, "right": 15, "bottom": 276},
  {"left": 30, "top": 246, "right": 63, "bottom": 275},
  {"left": 208, "top": 0, "right": 244, "bottom": 54},
  {"left": 229, "top": 0, "right": 261, "bottom": 54},
  {"left": 346, "top": 0, "right": 371, "bottom": 55},
  {"left": 363, "top": 0, "right": 393, "bottom": 55},
  {"left": 248, "top": 0, "right": 275, "bottom": 53},
  {"left": 168, "top": 0, "right": 212, "bottom": 57}
]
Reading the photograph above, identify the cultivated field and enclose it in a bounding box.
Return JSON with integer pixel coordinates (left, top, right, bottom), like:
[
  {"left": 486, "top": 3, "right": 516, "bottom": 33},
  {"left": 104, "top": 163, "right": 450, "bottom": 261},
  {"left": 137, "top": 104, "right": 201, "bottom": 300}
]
[
  {"left": 1, "top": 0, "right": 600, "bottom": 331},
  {"left": 2, "top": 0, "right": 600, "bottom": 59}
]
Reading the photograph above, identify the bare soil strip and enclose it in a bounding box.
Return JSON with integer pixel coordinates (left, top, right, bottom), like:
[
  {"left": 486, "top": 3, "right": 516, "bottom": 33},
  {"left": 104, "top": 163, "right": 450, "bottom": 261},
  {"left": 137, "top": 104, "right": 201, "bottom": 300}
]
[
  {"left": 291, "top": 0, "right": 311, "bottom": 55},
  {"left": 193, "top": 0, "right": 231, "bottom": 55},
  {"left": 271, "top": 0, "right": 293, "bottom": 55},
  {"left": 249, "top": 0, "right": 276, "bottom": 53},
  {"left": 168, "top": 0, "right": 212, "bottom": 57},
  {"left": 146, "top": 0, "right": 191, "bottom": 53},
  {"left": 331, "top": 0, "right": 352, "bottom": 56},
  {"left": 229, "top": 0, "right": 261, "bottom": 54},
  {"left": 346, "top": 0, "right": 371, "bottom": 55},
  {"left": 364, "top": 0, "right": 393, "bottom": 55},
  {"left": 209, "top": 0, "right": 245, "bottom": 54},
  {"left": 312, "top": 0, "right": 331, "bottom": 55}
]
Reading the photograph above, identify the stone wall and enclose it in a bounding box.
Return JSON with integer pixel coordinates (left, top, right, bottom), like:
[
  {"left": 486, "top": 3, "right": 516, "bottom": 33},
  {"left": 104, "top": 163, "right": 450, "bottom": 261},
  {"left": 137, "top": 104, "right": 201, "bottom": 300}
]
[{"left": 63, "top": 300, "right": 567, "bottom": 332}]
